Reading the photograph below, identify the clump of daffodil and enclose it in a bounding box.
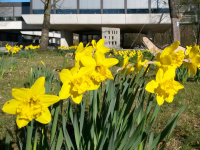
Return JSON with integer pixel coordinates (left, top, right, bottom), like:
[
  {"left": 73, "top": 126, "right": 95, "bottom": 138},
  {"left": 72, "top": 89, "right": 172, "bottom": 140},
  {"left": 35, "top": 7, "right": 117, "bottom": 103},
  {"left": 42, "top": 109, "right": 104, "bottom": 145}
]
[
  {"left": 5, "top": 44, "right": 23, "bottom": 54},
  {"left": 183, "top": 44, "right": 200, "bottom": 76},
  {"left": 2, "top": 77, "right": 60, "bottom": 128},
  {"left": 129, "top": 50, "right": 136, "bottom": 57},
  {"left": 135, "top": 50, "right": 148, "bottom": 74},
  {"left": 59, "top": 39, "right": 119, "bottom": 104},
  {"left": 120, "top": 56, "right": 135, "bottom": 75},
  {"left": 145, "top": 68, "right": 184, "bottom": 105},
  {"left": 58, "top": 45, "right": 77, "bottom": 50},
  {"left": 155, "top": 41, "right": 184, "bottom": 71},
  {"left": 26, "top": 44, "right": 40, "bottom": 50}
]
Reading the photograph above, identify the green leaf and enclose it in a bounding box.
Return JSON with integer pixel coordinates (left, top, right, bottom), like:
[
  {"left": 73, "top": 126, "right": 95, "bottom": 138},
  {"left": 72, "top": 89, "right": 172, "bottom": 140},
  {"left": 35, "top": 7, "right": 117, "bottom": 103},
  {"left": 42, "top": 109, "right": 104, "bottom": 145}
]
[
  {"left": 150, "top": 106, "right": 186, "bottom": 149},
  {"left": 56, "top": 129, "right": 64, "bottom": 150},
  {"left": 5, "top": 132, "right": 10, "bottom": 150},
  {"left": 62, "top": 115, "right": 74, "bottom": 150}
]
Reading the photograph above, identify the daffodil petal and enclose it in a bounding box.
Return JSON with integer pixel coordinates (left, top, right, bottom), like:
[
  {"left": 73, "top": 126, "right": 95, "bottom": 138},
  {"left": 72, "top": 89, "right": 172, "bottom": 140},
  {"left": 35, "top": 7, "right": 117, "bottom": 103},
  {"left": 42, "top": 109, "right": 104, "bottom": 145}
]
[
  {"left": 96, "top": 39, "right": 104, "bottom": 48},
  {"left": 59, "top": 82, "right": 71, "bottom": 100},
  {"left": 99, "top": 47, "right": 110, "bottom": 53},
  {"left": 35, "top": 108, "right": 51, "bottom": 124},
  {"left": 59, "top": 69, "right": 72, "bottom": 83},
  {"left": 40, "top": 95, "right": 60, "bottom": 107},
  {"left": 165, "top": 95, "right": 174, "bottom": 103},
  {"left": 156, "top": 95, "right": 164, "bottom": 105},
  {"left": 145, "top": 80, "right": 158, "bottom": 93},
  {"left": 71, "top": 94, "right": 83, "bottom": 104},
  {"left": 156, "top": 68, "right": 164, "bottom": 83},
  {"left": 104, "top": 58, "right": 119, "bottom": 68},
  {"left": 163, "top": 67, "right": 175, "bottom": 80},
  {"left": 188, "top": 63, "right": 197, "bottom": 76},
  {"left": 94, "top": 51, "right": 105, "bottom": 65},
  {"left": 16, "top": 116, "right": 30, "bottom": 128},
  {"left": 2, "top": 99, "right": 20, "bottom": 114},
  {"left": 80, "top": 56, "right": 96, "bottom": 67},
  {"left": 70, "top": 67, "right": 79, "bottom": 75},
  {"left": 106, "top": 69, "right": 114, "bottom": 80},
  {"left": 30, "top": 77, "right": 45, "bottom": 96},
  {"left": 78, "top": 66, "right": 94, "bottom": 77},
  {"left": 92, "top": 40, "right": 97, "bottom": 48},
  {"left": 12, "top": 88, "right": 29, "bottom": 101},
  {"left": 160, "top": 55, "right": 172, "bottom": 65}
]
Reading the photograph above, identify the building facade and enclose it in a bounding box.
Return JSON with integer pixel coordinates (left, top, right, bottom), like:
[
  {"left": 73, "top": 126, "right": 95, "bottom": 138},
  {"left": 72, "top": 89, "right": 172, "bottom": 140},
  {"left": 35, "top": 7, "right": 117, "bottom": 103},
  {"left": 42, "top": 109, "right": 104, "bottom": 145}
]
[{"left": 0, "top": 0, "right": 170, "bottom": 48}]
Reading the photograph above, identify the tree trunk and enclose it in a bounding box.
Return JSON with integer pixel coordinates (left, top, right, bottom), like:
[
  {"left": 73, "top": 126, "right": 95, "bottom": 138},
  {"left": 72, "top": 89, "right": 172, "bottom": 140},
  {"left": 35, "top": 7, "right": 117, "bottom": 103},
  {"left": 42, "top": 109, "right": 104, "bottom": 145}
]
[
  {"left": 40, "top": 0, "right": 51, "bottom": 50},
  {"left": 168, "top": 0, "right": 181, "bottom": 43},
  {"left": 197, "top": 4, "right": 200, "bottom": 45}
]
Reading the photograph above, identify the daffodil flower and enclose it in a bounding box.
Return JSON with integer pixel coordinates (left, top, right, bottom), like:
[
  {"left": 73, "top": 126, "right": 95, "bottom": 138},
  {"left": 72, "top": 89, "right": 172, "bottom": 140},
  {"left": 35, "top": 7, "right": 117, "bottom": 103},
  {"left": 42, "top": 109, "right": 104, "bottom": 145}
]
[
  {"left": 59, "top": 66, "right": 95, "bottom": 104},
  {"left": 136, "top": 51, "right": 148, "bottom": 74},
  {"left": 75, "top": 42, "right": 93, "bottom": 67},
  {"left": 120, "top": 56, "right": 135, "bottom": 75},
  {"left": 92, "top": 39, "right": 110, "bottom": 54},
  {"left": 91, "top": 51, "right": 119, "bottom": 85},
  {"left": 155, "top": 41, "right": 184, "bottom": 71},
  {"left": 184, "top": 45, "right": 200, "bottom": 76},
  {"left": 2, "top": 77, "right": 60, "bottom": 128},
  {"left": 145, "top": 68, "right": 184, "bottom": 105}
]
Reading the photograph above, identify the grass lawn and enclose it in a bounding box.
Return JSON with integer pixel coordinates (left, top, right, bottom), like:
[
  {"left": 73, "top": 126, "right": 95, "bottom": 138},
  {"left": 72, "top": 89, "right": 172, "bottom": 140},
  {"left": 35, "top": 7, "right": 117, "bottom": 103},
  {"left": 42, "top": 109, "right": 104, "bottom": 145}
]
[{"left": 0, "top": 50, "right": 199, "bottom": 149}]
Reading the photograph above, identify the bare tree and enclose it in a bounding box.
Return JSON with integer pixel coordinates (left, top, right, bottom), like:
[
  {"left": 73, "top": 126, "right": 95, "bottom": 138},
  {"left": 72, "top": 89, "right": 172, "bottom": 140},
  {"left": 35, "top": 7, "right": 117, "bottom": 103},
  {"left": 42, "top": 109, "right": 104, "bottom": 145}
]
[
  {"left": 168, "top": 0, "right": 181, "bottom": 43},
  {"left": 40, "top": 0, "right": 60, "bottom": 50}
]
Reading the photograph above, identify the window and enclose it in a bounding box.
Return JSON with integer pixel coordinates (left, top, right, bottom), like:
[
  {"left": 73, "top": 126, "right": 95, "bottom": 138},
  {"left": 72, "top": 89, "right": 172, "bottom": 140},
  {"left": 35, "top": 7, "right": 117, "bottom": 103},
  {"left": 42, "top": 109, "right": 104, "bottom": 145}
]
[
  {"left": 80, "top": 9, "right": 101, "bottom": 14},
  {"left": 56, "top": 9, "right": 77, "bottom": 14},
  {"left": 103, "top": 9, "right": 124, "bottom": 14}
]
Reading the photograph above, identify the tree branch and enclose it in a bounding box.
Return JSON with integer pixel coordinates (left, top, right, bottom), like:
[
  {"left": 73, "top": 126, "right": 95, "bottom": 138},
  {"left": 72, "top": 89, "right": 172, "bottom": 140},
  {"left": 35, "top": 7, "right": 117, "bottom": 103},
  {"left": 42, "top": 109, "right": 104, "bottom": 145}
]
[
  {"left": 40, "top": 0, "right": 45, "bottom": 4},
  {"left": 52, "top": 0, "right": 60, "bottom": 7}
]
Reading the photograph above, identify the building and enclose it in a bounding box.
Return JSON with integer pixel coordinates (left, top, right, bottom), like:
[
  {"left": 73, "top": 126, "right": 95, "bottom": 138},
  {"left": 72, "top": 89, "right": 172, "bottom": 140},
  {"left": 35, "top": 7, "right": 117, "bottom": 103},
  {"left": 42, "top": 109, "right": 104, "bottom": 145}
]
[{"left": 0, "top": 0, "right": 171, "bottom": 48}]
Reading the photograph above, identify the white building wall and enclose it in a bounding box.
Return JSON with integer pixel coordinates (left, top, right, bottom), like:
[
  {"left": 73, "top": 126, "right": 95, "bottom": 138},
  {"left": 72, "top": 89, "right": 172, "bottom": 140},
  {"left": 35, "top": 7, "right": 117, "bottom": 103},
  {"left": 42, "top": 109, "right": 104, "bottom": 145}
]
[
  {"left": 102, "top": 27, "right": 120, "bottom": 49},
  {"left": 56, "top": 0, "right": 77, "bottom": 9},
  {"left": 80, "top": 0, "right": 100, "bottom": 9},
  {"left": 103, "top": 0, "right": 124, "bottom": 9}
]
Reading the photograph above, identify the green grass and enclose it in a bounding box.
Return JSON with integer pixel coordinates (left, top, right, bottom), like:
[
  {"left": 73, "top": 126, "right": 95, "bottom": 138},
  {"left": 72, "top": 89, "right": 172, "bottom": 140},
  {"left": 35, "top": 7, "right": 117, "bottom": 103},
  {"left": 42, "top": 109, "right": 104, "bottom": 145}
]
[{"left": 0, "top": 50, "right": 199, "bottom": 149}]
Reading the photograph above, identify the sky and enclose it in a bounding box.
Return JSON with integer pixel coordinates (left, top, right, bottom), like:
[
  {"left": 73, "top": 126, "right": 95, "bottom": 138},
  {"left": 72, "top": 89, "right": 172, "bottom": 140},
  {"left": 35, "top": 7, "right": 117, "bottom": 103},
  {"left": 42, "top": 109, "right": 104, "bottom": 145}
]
[{"left": 0, "top": 0, "right": 30, "bottom": 2}]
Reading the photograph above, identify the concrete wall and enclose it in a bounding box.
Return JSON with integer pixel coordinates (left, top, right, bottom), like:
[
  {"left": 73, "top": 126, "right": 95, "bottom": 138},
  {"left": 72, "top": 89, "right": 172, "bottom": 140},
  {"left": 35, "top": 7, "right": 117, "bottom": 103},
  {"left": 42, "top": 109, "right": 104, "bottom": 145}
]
[{"left": 22, "top": 14, "right": 171, "bottom": 25}]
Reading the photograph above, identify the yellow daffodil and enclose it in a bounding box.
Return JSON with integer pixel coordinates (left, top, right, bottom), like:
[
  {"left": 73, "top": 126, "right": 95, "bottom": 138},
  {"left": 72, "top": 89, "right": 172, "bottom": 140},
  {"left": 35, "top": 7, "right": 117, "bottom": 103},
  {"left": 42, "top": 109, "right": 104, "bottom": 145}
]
[
  {"left": 59, "top": 66, "right": 95, "bottom": 104},
  {"left": 92, "top": 39, "right": 110, "bottom": 54},
  {"left": 184, "top": 44, "right": 200, "bottom": 76},
  {"left": 136, "top": 51, "right": 148, "bottom": 74},
  {"left": 145, "top": 68, "right": 184, "bottom": 105},
  {"left": 2, "top": 77, "right": 60, "bottom": 128},
  {"left": 121, "top": 56, "right": 135, "bottom": 75},
  {"left": 91, "top": 51, "right": 119, "bottom": 86},
  {"left": 75, "top": 42, "right": 93, "bottom": 67},
  {"left": 156, "top": 41, "right": 184, "bottom": 71}
]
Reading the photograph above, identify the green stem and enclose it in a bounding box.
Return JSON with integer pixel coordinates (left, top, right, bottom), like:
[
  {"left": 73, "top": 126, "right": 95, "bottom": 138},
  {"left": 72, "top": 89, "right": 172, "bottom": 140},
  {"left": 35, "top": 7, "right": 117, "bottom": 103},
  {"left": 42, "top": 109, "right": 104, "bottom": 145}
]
[{"left": 26, "top": 120, "right": 33, "bottom": 150}]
